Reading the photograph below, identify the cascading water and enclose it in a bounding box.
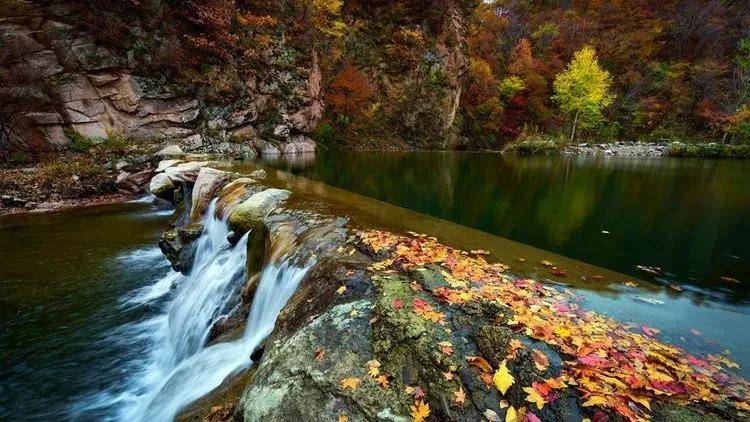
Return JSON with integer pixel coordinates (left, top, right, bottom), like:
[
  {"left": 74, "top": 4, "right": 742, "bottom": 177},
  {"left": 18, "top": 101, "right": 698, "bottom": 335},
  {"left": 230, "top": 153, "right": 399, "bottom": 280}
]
[{"left": 73, "top": 199, "right": 312, "bottom": 421}]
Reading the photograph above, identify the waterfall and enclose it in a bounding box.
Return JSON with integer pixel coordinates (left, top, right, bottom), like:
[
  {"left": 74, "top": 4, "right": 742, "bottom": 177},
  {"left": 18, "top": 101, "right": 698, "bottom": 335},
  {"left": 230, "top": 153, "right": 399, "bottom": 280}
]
[{"left": 72, "top": 199, "right": 312, "bottom": 422}]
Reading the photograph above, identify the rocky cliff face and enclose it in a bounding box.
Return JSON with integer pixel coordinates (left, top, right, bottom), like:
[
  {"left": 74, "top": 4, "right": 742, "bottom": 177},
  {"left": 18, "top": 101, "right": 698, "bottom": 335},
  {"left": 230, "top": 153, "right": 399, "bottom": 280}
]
[{"left": 0, "top": 0, "right": 321, "bottom": 159}]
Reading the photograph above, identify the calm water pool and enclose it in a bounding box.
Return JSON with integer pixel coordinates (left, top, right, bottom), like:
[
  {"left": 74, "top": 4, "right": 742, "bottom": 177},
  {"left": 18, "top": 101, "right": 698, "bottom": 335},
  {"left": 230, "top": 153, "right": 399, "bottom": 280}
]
[{"left": 261, "top": 151, "right": 750, "bottom": 306}]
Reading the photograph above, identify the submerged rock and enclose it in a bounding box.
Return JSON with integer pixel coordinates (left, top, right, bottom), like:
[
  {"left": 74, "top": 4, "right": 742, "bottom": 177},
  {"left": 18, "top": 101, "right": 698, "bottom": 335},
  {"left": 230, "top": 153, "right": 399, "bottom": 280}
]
[{"left": 159, "top": 223, "right": 203, "bottom": 273}]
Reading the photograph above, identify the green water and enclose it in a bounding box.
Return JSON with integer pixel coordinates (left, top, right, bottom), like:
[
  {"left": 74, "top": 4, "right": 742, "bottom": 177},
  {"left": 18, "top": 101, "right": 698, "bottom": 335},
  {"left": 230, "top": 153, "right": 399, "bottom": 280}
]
[{"left": 261, "top": 151, "right": 750, "bottom": 306}]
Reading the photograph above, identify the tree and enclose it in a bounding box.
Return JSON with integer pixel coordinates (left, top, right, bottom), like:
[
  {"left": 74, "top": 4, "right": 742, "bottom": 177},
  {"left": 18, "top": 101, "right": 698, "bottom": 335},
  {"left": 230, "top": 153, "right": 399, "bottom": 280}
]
[
  {"left": 553, "top": 46, "right": 614, "bottom": 140},
  {"left": 325, "top": 63, "right": 372, "bottom": 118}
]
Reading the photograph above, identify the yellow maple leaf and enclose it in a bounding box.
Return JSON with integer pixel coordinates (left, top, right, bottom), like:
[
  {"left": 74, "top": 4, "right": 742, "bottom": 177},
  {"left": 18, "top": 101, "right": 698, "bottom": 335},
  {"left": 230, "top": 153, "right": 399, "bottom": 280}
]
[
  {"left": 493, "top": 360, "right": 515, "bottom": 395},
  {"left": 338, "top": 415, "right": 349, "bottom": 422},
  {"left": 340, "top": 377, "right": 361, "bottom": 390},
  {"left": 582, "top": 395, "right": 608, "bottom": 407},
  {"left": 523, "top": 386, "right": 545, "bottom": 410},
  {"left": 375, "top": 374, "right": 390, "bottom": 388},
  {"left": 336, "top": 285, "right": 347, "bottom": 295},
  {"left": 411, "top": 399, "right": 430, "bottom": 422}
]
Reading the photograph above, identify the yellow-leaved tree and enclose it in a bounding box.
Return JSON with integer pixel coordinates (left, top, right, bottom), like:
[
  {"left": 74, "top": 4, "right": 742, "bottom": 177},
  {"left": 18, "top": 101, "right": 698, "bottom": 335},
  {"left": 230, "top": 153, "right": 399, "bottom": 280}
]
[
  {"left": 306, "top": 0, "right": 345, "bottom": 38},
  {"left": 553, "top": 46, "right": 614, "bottom": 140}
]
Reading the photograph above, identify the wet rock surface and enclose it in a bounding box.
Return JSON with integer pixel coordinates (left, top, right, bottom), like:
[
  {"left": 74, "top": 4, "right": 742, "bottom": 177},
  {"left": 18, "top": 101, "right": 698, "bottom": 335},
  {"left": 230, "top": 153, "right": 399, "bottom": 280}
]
[{"left": 159, "top": 223, "right": 203, "bottom": 273}]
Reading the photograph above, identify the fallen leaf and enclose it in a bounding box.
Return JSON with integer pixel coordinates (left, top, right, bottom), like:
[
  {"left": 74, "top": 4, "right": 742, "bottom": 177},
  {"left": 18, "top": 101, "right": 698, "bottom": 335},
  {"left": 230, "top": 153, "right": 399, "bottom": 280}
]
[
  {"left": 582, "top": 395, "right": 608, "bottom": 407},
  {"left": 413, "top": 386, "right": 425, "bottom": 399},
  {"left": 410, "top": 399, "right": 430, "bottom": 422},
  {"left": 524, "top": 412, "right": 542, "bottom": 422},
  {"left": 438, "top": 340, "right": 454, "bottom": 356},
  {"left": 624, "top": 281, "right": 638, "bottom": 287},
  {"left": 453, "top": 387, "right": 466, "bottom": 405},
  {"left": 505, "top": 406, "right": 517, "bottom": 422},
  {"left": 507, "top": 339, "right": 524, "bottom": 360},
  {"left": 366, "top": 359, "right": 381, "bottom": 377},
  {"left": 467, "top": 356, "right": 493, "bottom": 373},
  {"left": 523, "top": 386, "right": 545, "bottom": 410},
  {"left": 443, "top": 371, "right": 455, "bottom": 381},
  {"left": 313, "top": 346, "right": 325, "bottom": 361},
  {"left": 493, "top": 360, "right": 515, "bottom": 395},
  {"left": 338, "top": 415, "right": 349, "bottom": 422},
  {"left": 499, "top": 400, "right": 509, "bottom": 409},
  {"left": 336, "top": 285, "right": 347, "bottom": 295},
  {"left": 392, "top": 299, "right": 404, "bottom": 310},
  {"left": 340, "top": 377, "right": 361, "bottom": 390},
  {"left": 641, "top": 325, "right": 660, "bottom": 337},
  {"left": 484, "top": 409, "right": 501, "bottom": 421},
  {"left": 690, "top": 329, "right": 702, "bottom": 336},
  {"left": 532, "top": 350, "right": 550, "bottom": 372},
  {"left": 375, "top": 374, "right": 390, "bottom": 388}
]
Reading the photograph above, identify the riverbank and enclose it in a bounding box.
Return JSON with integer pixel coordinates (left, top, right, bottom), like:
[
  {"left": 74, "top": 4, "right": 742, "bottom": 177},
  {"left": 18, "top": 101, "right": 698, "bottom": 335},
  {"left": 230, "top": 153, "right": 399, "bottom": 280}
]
[
  {"left": 144, "top": 162, "right": 749, "bottom": 422},
  {"left": 501, "top": 140, "right": 750, "bottom": 158}
]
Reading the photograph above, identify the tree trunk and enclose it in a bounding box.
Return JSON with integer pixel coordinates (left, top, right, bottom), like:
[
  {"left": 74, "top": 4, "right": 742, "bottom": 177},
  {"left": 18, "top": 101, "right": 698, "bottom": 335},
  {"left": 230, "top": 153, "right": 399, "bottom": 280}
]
[{"left": 570, "top": 110, "right": 580, "bottom": 141}]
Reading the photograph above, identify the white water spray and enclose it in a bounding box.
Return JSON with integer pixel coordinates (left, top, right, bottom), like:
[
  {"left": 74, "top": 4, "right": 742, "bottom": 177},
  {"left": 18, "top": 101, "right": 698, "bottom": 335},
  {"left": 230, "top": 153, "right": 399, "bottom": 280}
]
[{"left": 73, "top": 199, "right": 312, "bottom": 422}]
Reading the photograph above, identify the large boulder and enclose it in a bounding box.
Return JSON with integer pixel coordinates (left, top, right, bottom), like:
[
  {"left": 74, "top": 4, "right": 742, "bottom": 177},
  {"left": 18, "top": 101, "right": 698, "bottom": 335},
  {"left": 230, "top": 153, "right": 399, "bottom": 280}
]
[
  {"left": 159, "top": 224, "right": 203, "bottom": 273},
  {"left": 149, "top": 172, "right": 176, "bottom": 201},
  {"left": 164, "top": 161, "right": 220, "bottom": 184},
  {"left": 189, "top": 167, "right": 238, "bottom": 222},
  {"left": 215, "top": 178, "right": 260, "bottom": 220},
  {"left": 227, "top": 188, "right": 291, "bottom": 236}
]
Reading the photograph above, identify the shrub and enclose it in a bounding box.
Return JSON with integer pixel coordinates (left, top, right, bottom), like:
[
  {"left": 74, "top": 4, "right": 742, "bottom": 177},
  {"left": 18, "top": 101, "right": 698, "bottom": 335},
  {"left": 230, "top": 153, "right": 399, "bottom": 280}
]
[{"left": 64, "top": 128, "right": 94, "bottom": 153}]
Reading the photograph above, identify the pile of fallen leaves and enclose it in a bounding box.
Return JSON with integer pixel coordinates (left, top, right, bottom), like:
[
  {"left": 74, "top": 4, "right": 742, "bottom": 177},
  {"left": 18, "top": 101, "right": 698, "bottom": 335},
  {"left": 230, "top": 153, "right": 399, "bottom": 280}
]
[{"left": 356, "top": 230, "right": 750, "bottom": 421}]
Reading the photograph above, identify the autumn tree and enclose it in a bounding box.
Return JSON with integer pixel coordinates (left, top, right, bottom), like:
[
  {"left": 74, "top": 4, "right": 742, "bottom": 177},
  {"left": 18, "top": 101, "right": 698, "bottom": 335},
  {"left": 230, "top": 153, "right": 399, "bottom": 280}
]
[
  {"left": 553, "top": 46, "right": 614, "bottom": 140},
  {"left": 325, "top": 63, "right": 372, "bottom": 118}
]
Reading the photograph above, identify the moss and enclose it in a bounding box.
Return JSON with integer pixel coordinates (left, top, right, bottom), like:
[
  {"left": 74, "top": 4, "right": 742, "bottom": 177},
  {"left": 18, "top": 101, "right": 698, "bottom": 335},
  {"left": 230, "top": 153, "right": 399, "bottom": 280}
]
[
  {"left": 370, "top": 274, "right": 464, "bottom": 419},
  {"left": 650, "top": 403, "right": 724, "bottom": 422}
]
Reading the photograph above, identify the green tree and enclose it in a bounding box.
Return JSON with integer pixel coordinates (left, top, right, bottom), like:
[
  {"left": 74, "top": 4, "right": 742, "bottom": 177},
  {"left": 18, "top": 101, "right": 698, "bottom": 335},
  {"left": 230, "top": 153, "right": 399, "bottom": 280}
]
[{"left": 553, "top": 46, "right": 614, "bottom": 140}]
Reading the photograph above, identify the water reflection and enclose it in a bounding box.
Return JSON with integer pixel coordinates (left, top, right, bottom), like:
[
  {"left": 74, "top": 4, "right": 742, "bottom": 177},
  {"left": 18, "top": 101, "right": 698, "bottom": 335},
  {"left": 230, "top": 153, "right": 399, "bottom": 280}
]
[{"left": 261, "top": 151, "right": 750, "bottom": 306}]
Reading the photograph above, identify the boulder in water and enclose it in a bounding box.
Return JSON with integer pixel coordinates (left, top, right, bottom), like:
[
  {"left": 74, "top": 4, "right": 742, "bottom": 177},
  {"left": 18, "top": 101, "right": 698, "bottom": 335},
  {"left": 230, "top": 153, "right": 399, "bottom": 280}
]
[
  {"left": 228, "top": 188, "right": 291, "bottom": 236},
  {"left": 159, "top": 223, "right": 203, "bottom": 273},
  {"left": 149, "top": 173, "right": 177, "bottom": 201},
  {"left": 189, "top": 167, "right": 239, "bottom": 222},
  {"left": 215, "top": 178, "right": 260, "bottom": 220}
]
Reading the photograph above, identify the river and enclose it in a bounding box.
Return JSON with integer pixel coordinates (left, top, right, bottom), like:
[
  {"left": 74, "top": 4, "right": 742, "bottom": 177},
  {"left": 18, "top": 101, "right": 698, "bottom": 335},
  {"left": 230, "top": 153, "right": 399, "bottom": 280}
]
[{"left": 1, "top": 152, "right": 749, "bottom": 420}]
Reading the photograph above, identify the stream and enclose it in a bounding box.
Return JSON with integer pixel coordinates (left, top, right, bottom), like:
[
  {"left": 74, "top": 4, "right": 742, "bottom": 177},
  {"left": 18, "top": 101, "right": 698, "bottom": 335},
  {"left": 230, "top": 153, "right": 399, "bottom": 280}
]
[{"left": 1, "top": 152, "right": 749, "bottom": 420}]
